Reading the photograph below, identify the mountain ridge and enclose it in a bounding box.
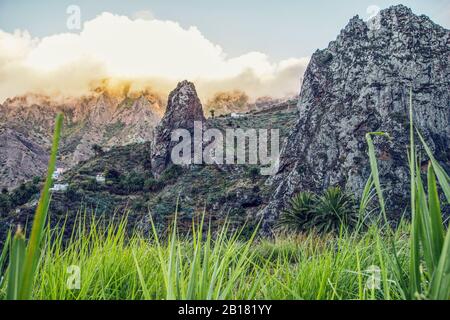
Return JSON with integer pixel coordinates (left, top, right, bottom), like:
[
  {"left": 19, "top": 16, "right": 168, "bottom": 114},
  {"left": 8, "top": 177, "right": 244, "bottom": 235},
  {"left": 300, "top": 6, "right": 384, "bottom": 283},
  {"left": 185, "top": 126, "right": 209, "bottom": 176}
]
[
  {"left": 258, "top": 4, "right": 450, "bottom": 231},
  {"left": 0, "top": 91, "right": 164, "bottom": 189}
]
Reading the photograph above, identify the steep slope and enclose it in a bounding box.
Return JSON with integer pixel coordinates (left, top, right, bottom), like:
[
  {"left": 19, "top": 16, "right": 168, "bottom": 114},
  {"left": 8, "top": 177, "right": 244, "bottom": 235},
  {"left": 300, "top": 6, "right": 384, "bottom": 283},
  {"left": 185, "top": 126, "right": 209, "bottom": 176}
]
[
  {"left": 0, "top": 128, "right": 49, "bottom": 188},
  {"left": 259, "top": 5, "right": 450, "bottom": 230},
  {"left": 0, "top": 92, "right": 164, "bottom": 189},
  {"left": 68, "top": 93, "right": 163, "bottom": 164}
]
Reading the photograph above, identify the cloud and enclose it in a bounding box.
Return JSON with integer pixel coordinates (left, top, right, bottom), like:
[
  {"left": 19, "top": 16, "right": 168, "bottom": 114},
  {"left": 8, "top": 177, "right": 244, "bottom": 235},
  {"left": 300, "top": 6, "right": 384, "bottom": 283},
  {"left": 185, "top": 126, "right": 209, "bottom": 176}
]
[
  {"left": 0, "top": 12, "right": 309, "bottom": 103},
  {"left": 133, "top": 10, "right": 155, "bottom": 21}
]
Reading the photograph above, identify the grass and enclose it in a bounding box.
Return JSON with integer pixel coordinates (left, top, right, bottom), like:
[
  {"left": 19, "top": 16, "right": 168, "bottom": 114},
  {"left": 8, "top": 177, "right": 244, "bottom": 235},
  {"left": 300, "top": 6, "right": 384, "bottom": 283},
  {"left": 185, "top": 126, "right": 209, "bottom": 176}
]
[
  {"left": 3, "top": 113, "right": 63, "bottom": 300},
  {"left": 0, "top": 215, "right": 409, "bottom": 300},
  {"left": 0, "top": 90, "right": 449, "bottom": 300}
]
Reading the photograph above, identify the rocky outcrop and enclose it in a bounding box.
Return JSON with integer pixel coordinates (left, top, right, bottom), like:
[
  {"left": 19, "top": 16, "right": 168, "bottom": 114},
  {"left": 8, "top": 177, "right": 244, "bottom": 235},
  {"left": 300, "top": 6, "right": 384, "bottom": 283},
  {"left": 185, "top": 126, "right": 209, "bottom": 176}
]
[
  {"left": 70, "top": 93, "right": 163, "bottom": 164},
  {"left": 151, "top": 80, "right": 205, "bottom": 177},
  {"left": 259, "top": 5, "right": 450, "bottom": 231}
]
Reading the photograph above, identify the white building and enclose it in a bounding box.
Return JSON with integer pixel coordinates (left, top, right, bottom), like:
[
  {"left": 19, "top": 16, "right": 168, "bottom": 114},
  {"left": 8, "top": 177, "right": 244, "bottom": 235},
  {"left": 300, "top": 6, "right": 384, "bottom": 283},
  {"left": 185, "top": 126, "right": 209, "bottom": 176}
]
[
  {"left": 52, "top": 168, "right": 65, "bottom": 180},
  {"left": 230, "top": 112, "right": 244, "bottom": 118},
  {"left": 50, "top": 183, "right": 68, "bottom": 192},
  {"left": 96, "top": 174, "right": 106, "bottom": 184}
]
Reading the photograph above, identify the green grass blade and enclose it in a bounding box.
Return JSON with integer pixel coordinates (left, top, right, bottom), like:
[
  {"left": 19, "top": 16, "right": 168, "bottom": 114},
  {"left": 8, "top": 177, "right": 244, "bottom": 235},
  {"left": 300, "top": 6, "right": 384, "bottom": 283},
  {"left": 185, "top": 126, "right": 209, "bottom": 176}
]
[
  {"left": 429, "top": 226, "right": 450, "bottom": 299},
  {"left": 417, "top": 130, "right": 450, "bottom": 203},
  {"left": 132, "top": 250, "right": 151, "bottom": 300},
  {"left": 0, "top": 231, "right": 11, "bottom": 279},
  {"left": 415, "top": 161, "right": 435, "bottom": 273},
  {"left": 6, "top": 227, "right": 26, "bottom": 300},
  {"left": 166, "top": 208, "right": 178, "bottom": 300},
  {"left": 365, "top": 132, "right": 390, "bottom": 225},
  {"left": 376, "top": 236, "right": 391, "bottom": 299},
  {"left": 357, "top": 174, "right": 375, "bottom": 232},
  {"left": 408, "top": 88, "right": 421, "bottom": 299},
  {"left": 427, "top": 164, "right": 444, "bottom": 254},
  {"left": 18, "top": 113, "right": 63, "bottom": 300},
  {"left": 186, "top": 213, "right": 205, "bottom": 299}
]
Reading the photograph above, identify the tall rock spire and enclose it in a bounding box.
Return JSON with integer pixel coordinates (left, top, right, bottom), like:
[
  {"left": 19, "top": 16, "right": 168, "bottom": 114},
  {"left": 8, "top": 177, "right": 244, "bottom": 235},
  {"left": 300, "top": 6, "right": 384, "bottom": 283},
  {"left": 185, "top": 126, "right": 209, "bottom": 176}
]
[{"left": 151, "top": 80, "right": 205, "bottom": 177}]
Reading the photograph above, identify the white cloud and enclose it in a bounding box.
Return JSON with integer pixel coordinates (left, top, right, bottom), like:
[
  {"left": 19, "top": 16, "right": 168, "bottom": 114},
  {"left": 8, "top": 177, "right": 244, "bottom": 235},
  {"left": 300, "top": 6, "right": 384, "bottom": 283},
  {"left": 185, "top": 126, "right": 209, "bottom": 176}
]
[
  {"left": 0, "top": 12, "right": 309, "bottom": 103},
  {"left": 133, "top": 10, "right": 155, "bottom": 21}
]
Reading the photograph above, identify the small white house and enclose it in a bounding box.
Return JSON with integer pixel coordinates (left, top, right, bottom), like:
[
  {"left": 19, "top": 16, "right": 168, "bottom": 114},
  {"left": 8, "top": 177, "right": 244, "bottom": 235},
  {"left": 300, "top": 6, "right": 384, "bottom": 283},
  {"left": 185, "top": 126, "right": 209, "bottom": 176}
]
[
  {"left": 50, "top": 183, "right": 68, "bottom": 192},
  {"left": 52, "top": 168, "right": 65, "bottom": 180},
  {"left": 96, "top": 174, "right": 106, "bottom": 184},
  {"left": 230, "top": 112, "right": 244, "bottom": 118}
]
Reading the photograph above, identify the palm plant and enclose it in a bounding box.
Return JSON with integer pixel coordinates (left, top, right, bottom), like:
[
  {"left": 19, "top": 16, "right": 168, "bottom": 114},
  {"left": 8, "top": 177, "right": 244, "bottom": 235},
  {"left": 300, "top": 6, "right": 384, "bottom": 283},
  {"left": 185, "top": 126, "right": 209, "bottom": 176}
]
[
  {"left": 278, "top": 187, "right": 357, "bottom": 234},
  {"left": 314, "top": 187, "right": 358, "bottom": 233},
  {"left": 277, "top": 192, "right": 316, "bottom": 233}
]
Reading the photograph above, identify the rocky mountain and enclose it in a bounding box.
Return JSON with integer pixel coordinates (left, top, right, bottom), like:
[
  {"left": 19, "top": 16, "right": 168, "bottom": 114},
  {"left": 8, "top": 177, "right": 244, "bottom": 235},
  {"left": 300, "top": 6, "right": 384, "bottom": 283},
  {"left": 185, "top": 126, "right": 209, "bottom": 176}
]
[
  {"left": 151, "top": 81, "right": 206, "bottom": 177},
  {"left": 258, "top": 5, "right": 450, "bottom": 230},
  {"left": 0, "top": 92, "right": 164, "bottom": 190}
]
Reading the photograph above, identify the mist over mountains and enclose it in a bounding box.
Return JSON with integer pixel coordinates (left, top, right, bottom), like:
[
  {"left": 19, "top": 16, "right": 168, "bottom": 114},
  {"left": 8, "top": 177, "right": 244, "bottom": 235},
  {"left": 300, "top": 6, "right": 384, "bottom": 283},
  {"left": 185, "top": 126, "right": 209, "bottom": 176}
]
[{"left": 0, "top": 12, "right": 309, "bottom": 103}]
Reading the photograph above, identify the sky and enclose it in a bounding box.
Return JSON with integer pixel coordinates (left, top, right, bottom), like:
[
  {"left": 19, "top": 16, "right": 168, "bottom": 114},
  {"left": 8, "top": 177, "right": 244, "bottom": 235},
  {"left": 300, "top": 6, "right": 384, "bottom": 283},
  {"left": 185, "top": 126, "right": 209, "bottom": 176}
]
[
  {"left": 0, "top": 0, "right": 448, "bottom": 102},
  {"left": 1, "top": 0, "right": 448, "bottom": 59}
]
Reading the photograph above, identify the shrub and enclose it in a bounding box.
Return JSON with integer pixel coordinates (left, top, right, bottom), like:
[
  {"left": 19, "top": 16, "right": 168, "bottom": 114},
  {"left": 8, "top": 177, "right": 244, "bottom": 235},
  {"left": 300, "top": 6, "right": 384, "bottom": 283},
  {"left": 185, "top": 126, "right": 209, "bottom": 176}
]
[
  {"left": 66, "top": 184, "right": 82, "bottom": 201},
  {"left": 277, "top": 191, "right": 316, "bottom": 233},
  {"left": 82, "top": 178, "right": 98, "bottom": 191},
  {"left": 0, "top": 193, "right": 10, "bottom": 213},
  {"left": 144, "top": 178, "right": 162, "bottom": 192},
  {"left": 278, "top": 187, "right": 357, "bottom": 234},
  {"left": 314, "top": 187, "right": 358, "bottom": 233},
  {"left": 91, "top": 144, "right": 104, "bottom": 156},
  {"left": 159, "top": 165, "right": 183, "bottom": 182},
  {"left": 131, "top": 199, "right": 146, "bottom": 211},
  {"left": 246, "top": 166, "right": 260, "bottom": 179},
  {"left": 153, "top": 201, "right": 176, "bottom": 216},
  {"left": 229, "top": 207, "right": 245, "bottom": 216},
  {"left": 119, "top": 172, "right": 145, "bottom": 192},
  {"left": 10, "top": 183, "right": 39, "bottom": 206},
  {"left": 104, "top": 168, "right": 121, "bottom": 180}
]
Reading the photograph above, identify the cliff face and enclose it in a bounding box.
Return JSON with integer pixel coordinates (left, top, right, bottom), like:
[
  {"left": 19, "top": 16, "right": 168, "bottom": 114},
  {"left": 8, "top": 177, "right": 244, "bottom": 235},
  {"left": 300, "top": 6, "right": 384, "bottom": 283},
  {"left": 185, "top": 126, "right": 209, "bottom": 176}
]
[
  {"left": 259, "top": 5, "right": 450, "bottom": 230},
  {"left": 151, "top": 80, "right": 205, "bottom": 177},
  {"left": 0, "top": 128, "right": 49, "bottom": 189},
  {"left": 68, "top": 93, "right": 163, "bottom": 164}
]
